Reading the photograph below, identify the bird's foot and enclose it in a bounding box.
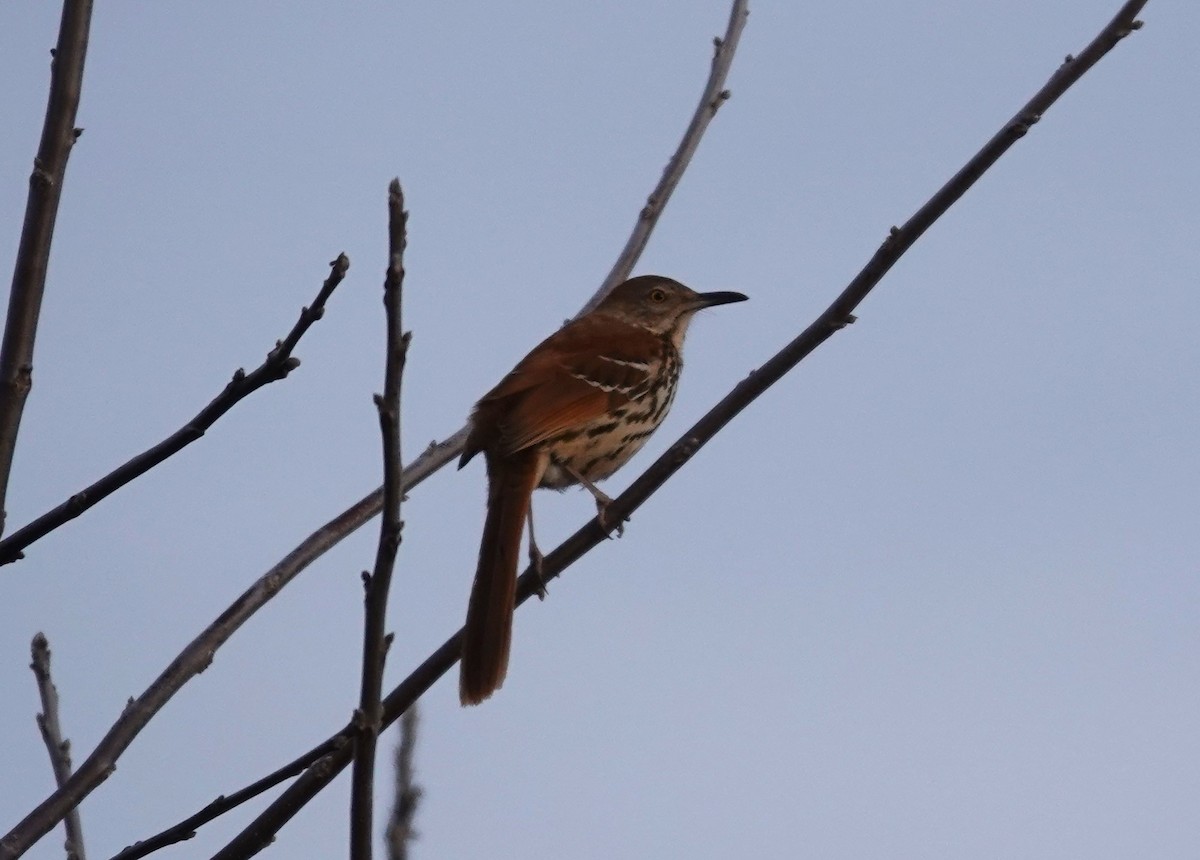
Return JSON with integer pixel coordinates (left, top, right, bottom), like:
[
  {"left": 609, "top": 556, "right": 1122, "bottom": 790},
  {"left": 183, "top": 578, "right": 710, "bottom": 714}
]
[
  {"left": 529, "top": 543, "right": 548, "bottom": 600},
  {"left": 594, "top": 496, "right": 628, "bottom": 538}
]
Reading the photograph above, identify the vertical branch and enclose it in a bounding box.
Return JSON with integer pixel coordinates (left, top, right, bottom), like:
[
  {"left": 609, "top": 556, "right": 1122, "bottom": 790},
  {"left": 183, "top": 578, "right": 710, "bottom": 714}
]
[
  {"left": 350, "top": 180, "right": 410, "bottom": 860},
  {"left": 384, "top": 708, "right": 421, "bottom": 860},
  {"left": 0, "top": 0, "right": 95, "bottom": 535},
  {"left": 30, "top": 634, "right": 87, "bottom": 860}
]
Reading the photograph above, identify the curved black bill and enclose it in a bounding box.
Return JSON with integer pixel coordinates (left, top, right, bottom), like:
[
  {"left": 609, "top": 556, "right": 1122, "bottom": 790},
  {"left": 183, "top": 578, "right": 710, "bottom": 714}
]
[{"left": 695, "top": 290, "right": 749, "bottom": 308}]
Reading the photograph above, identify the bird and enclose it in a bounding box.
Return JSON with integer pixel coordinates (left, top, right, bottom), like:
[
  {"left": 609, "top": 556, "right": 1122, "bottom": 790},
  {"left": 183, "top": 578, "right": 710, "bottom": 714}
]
[{"left": 456, "top": 274, "right": 747, "bottom": 705}]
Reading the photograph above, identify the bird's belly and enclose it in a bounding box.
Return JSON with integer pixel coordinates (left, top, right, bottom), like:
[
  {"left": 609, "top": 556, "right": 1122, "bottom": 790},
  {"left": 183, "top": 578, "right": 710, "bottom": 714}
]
[
  {"left": 538, "top": 390, "right": 676, "bottom": 490},
  {"left": 540, "top": 429, "right": 653, "bottom": 489}
]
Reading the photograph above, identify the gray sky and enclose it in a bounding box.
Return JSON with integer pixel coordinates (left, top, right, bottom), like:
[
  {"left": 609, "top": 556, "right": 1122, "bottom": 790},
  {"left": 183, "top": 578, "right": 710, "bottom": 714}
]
[{"left": 2, "top": 2, "right": 1197, "bottom": 858}]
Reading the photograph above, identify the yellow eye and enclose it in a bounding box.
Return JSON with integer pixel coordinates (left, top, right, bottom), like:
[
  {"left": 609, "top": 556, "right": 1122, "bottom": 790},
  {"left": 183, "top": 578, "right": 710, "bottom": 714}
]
[{"left": 649, "top": 288, "right": 667, "bottom": 303}]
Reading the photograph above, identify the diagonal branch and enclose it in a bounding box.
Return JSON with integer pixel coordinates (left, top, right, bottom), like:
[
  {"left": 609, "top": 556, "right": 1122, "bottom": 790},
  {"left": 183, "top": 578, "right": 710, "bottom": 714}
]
[
  {"left": 30, "top": 634, "right": 87, "bottom": 860},
  {"left": 0, "top": 256, "right": 350, "bottom": 860},
  {"left": 0, "top": 255, "right": 350, "bottom": 567},
  {"left": 203, "top": 4, "right": 1150, "bottom": 857},
  {"left": 580, "top": 0, "right": 749, "bottom": 313},
  {"left": 0, "top": 0, "right": 95, "bottom": 536},
  {"left": 105, "top": 738, "right": 345, "bottom": 860},
  {"left": 350, "top": 180, "right": 410, "bottom": 860},
  {"left": 178, "top": 0, "right": 754, "bottom": 632}
]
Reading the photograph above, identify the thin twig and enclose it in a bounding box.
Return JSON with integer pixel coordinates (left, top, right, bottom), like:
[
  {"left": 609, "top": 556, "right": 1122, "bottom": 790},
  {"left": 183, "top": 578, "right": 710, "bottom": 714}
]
[
  {"left": 0, "top": 255, "right": 350, "bottom": 566},
  {"left": 0, "top": 0, "right": 95, "bottom": 536},
  {"left": 30, "top": 634, "right": 86, "bottom": 860},
  {"left": 580, "top": 0, "right": 749, "bottom": 314},
  {"left": 350, "top": 180, "right": 410, "bottom": 860},
  {"left": 385, "top": 708, "right": 421, "bottom": 860},
  {"left": 0, "top": 256, "right": 350, "bottom": 860},
  {"left": 202, "top": 5, "right": 1149, "bottom": 857}
]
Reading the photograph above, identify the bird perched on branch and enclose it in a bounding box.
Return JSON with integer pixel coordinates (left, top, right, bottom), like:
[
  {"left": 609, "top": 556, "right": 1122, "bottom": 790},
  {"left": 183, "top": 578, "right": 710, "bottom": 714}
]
[{"left": 457, "top": 275, "right": 747, "bottom": 705}]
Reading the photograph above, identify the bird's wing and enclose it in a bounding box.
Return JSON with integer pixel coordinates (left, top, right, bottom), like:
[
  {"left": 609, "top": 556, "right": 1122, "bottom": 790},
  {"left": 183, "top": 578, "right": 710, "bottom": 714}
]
[{"left": 481, "top": 318, "right": 662, "bottom": 455}]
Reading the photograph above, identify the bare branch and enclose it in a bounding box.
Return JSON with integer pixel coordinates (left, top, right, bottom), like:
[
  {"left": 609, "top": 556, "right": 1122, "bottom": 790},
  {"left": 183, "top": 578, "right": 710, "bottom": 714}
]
[
  {"left": 0, "top": 256, "right": 350, "bottom": 860},
  {"left": 105, "top": 738, "right": 346, "bottom": 860},
  {"left": 30, "top": 634, "right": 86, "bottom": 860},
  {"left": 581, "top": 0, "right": 749, "bottom": 313},
  {"left": 385, "top": 708, "right": 421, "bottom": 860},
  {"left": 0, "top": 255, "right": 350, "bottom": 567},
  {"left": 201, "top": 5, "right": 1149, "bottom": 856},
  {"left": 350, "top": 180, "right": 410, "bottom": 860},
  {"left": 0, "top": 0, "right": 95, "bottom": 536}
]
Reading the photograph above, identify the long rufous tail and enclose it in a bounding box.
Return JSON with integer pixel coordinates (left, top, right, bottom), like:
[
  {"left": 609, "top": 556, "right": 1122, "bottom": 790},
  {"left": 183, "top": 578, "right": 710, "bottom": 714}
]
[{"left": 460, "top": 449, "right": 541, "bottom": 705}]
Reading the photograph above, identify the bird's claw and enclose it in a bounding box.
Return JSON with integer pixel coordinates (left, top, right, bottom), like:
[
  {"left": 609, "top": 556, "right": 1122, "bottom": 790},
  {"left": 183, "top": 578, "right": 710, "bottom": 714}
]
[
  {"left": 595, "top": 501, "right": 628, "bottom": 538},
  {"left": 529, "top": 545, "right": 548, "bottom": 600}
]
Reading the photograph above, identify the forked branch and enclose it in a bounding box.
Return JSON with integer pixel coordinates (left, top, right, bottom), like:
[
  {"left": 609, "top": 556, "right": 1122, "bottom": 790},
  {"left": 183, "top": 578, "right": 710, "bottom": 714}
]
[
  {"left": 0, "top": 256, "right": 350, "bottom": 860},
  {"left": 0, "top": 255, "right": 350, "bottom": 566}
]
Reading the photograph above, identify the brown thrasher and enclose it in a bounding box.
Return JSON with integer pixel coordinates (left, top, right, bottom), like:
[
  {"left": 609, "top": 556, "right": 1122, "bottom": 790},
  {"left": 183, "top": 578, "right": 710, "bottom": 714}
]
[{"left": 457, "top": 274, "right": 747, "bottom": 705}]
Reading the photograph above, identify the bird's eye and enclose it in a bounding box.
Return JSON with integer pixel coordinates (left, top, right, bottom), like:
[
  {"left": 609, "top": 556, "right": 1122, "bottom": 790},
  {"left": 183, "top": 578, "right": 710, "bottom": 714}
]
[{"left": 649, "top": 288, "right": 667, "bottom": 303}]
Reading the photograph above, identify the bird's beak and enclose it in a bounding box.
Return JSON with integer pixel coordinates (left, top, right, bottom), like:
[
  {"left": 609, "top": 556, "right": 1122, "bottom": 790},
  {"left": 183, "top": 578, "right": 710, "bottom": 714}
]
[{"left": 693, "top": 290, "right": 749, "bottom": 309}]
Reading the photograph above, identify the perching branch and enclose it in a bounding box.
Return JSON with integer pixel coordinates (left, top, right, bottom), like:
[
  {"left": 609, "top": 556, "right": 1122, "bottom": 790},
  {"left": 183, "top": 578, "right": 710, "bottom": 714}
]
[
  {"left": 385, "top": 708, "right": 421, "bottom": 860},
  {"left": 183, "top": 0, "right": 754, "bottom": 635},
  {"left": 0, "top": 0, "right": 95, "bottom": 536},
  {"left": 350, "top": 180, "right": 410, "bottom": 860},
  {"left": 0, "top": 256, "right": 350, "bottom": 860},
  {"left": 580, "top": 0, "right": 749, "bottom": 313},
  {"left": 202, "top": 4, "right": 1149, "bottom": 857},
  {"left": 72, "top": 9, "right": 749, "bottom": 847},
  {"left": 0, "top": 255, "right": 350, "bottom": 566},
  {"left": 30, "top": 634, "right": 86, "bottom": 860}
]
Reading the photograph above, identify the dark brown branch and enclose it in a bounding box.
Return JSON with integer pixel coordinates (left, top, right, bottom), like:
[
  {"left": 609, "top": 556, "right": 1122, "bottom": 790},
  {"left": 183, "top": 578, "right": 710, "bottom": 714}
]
[
  {"left": 350, "top": 180, "right": 410, "bottom": 860},
  {"left": 0, "top": 257, "right": 350, "bottom": 860},
  {"left": 30, "top": 634, "right": 86, "bottom": 860},
  {"left": 385, "top": 708, "right": 421, "bottom": 860},
  {"left": 0, "top": 0, "right": 95, "bottom": 536},
  {"left": 0, "top": 255, "right": 350, "bottom": 567},
  {"left": 579, "top": 0, "right": 749, "bottom": 313},
  {"left": 105, "top": 739, "right": 346, "bottom": 860},
  {"left": 172, "top": 0, "right": 754, "bottom": 627},
  {"left": 203, "top": 4, "right": 1148, "bottom": 856}
]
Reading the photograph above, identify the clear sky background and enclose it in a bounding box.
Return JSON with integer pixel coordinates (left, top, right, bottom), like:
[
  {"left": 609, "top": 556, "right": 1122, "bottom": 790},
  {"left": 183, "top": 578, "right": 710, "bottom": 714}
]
[{"left": 2, "top": 2, "right": 1197, "bottom": 858}]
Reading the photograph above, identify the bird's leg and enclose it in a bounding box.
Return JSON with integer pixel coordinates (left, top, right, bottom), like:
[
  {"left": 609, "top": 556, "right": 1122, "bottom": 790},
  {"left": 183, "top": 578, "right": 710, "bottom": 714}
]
[
  {"left": 558, "top": 463, "right": 626, "bottom": 537},
  {"left": 526, "top": 504, "right": 547, "bottom": 599}
]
